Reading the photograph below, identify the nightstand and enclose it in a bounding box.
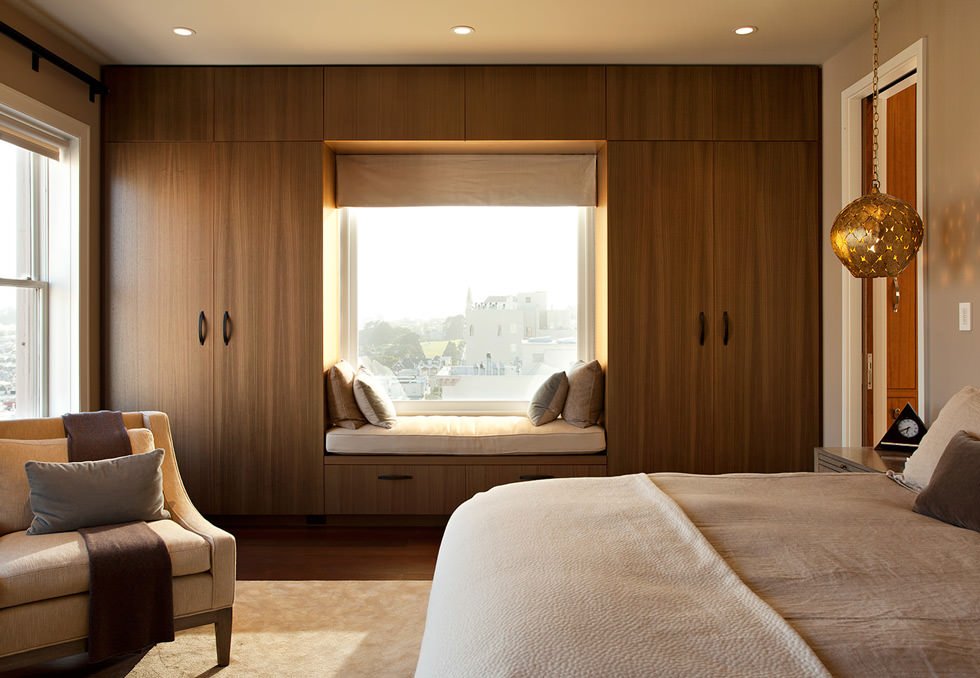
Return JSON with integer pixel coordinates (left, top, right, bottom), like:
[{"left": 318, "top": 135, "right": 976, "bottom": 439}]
[{"left": 814, "top": 447, "right": 911, "bottom": 474}]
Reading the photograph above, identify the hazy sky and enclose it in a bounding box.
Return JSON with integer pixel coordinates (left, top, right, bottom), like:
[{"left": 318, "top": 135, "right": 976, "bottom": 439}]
[{"left": 354, "top": 206, "right": 581, "bottom": 324}]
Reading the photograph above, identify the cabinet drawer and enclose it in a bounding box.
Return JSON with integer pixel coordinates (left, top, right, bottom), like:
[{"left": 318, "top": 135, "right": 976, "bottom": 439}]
[
  {"left": 324, "top": 464, "right": 467, "bottom": 514},
  {"left": 466, "top": 464, "right": 607, "bottom": 496}
]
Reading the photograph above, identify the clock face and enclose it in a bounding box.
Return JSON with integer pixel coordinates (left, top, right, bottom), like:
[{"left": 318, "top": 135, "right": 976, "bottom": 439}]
[{"left": 897, "top": 418, "right": 920, "bottom": 438}]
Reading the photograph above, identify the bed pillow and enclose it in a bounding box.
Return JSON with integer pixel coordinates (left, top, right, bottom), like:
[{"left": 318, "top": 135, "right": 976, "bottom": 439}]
[
  {"left": 903, "top": 386, "right": 980, "bottom": 490},
  {"left": 0, "top": 428, "right": 156, "bottom": 535},
  {"left": 913, "top": 431, "right": 980, "bottom": 532},
  {"left": 326, "top": 360, "right": 368, "bottom": 430},
  {"left": 353, "top": 368, "right": 398, "bottom": 429},
  {"left": 25, "top": 448, "right": 170, "bottom": 535},
  {"left": 561, "top": 360, "right": 604, "bottom": 428},
  {"left": 528, "top": 371, "right": 570, "bottom": 426}
]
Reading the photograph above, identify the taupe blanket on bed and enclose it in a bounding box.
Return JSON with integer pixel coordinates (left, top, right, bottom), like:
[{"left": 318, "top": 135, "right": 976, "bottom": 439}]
[{"left": 62, "top": 411, "right": 174, "bottom": 662}]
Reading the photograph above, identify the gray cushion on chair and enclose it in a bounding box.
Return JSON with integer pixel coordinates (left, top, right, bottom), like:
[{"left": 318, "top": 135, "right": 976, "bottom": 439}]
[
  {"left": 25, "top": 449, "right": 170, "bottom": 535},
  {"left": 528, "top": 371, "right": 570, "bottom": 426}
]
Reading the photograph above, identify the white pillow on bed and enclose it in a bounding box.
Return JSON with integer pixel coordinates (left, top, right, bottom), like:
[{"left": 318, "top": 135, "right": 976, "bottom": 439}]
[{"left": 902, "top": 386, "right": 980, "bottom": 490}]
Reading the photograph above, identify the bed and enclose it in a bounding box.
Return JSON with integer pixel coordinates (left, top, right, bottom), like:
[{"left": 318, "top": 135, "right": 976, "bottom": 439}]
[{"left": 415, "top": 471, "right": 980, "bottom": 677}]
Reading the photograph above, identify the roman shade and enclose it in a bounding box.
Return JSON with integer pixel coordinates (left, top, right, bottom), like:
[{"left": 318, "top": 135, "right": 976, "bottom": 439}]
[
  {"left": 336, "top": 154, "right": 596, "bottom": 207},
  {"left": 0, "top": 107, "right": 66, "bottom": 161}
]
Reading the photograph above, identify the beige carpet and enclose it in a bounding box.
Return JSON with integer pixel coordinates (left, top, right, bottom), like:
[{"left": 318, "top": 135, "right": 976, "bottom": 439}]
[{"left": 131, "top": 581, "right": 431, "bottom": 678}]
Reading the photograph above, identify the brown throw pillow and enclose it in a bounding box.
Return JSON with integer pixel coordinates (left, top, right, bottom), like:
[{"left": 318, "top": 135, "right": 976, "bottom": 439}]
[
  {"left": 326, "top": 360, "right": 367, "bottom": 430},
  {"left": 913, "top": 431, "right": 980, "bottom": 532},
  {"left": 352, "top": 368, "right": 398, "bottom": 429},
  {"left": 561, "top": 360, "right": 604, "bottom": 428}
]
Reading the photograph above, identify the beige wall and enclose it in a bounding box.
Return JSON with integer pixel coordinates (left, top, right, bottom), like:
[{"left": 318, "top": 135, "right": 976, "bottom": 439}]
[
  {"left": 0, "top": 3, "right": 102, "bottom": 408},
  {"left": 822, "top": 0, "right": 980, "bottom": 443}
]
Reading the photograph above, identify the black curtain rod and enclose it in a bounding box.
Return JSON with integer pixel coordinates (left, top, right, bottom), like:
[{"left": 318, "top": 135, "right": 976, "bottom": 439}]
[{"left": 0, "top": 21, "right": 106, "bottom": 102}]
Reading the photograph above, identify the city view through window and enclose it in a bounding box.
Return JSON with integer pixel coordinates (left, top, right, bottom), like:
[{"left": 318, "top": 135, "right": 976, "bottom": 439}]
[{"left": 351, "top": 206, "right": 587, "bottom": 402}]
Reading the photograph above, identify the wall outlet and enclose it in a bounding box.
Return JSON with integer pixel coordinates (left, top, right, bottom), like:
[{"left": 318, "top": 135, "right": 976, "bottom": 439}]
[{"left": 959, "top": 302, "right": 972, "bottom": 331}]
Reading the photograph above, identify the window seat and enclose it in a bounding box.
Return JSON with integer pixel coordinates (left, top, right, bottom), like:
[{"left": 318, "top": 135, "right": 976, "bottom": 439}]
[{"left": 325, "top": 415, "right": 606, "bottom": 456}]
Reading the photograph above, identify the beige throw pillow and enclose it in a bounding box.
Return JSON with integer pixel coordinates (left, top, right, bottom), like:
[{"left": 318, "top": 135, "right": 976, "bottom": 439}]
[
  {"left": 561, "top": 360, "right": 604, "bottom": 428},
  {"left": 528, "top": 371, "right": 570, "bottom": 426},
  {"left": 0, "top": 428, "right": 156, "bottom": 535},
  {"left": 903, "top": 386, "right": 980, "bottom": 490},
  {"left": 326, "top": 360, "right": 367, "bottom": 430},
  {"left": 353, "top": 368, "right": 398, "bottom": 429}
]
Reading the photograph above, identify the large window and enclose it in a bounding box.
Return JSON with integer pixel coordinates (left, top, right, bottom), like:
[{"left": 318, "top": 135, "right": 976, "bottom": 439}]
[
  {"left": 342, "top": 206, "right": 593, "bottom": 412},
  {"left": 0, "top": 91, "right": 81, "bottom": 420},
  {"left": 0, "top": 140, "right": 50, "bottom": 418}
]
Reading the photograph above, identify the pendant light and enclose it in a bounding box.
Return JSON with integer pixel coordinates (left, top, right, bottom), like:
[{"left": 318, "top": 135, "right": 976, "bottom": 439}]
[{"left": 830, "top": 0, "right": 923, "bottom": 292}]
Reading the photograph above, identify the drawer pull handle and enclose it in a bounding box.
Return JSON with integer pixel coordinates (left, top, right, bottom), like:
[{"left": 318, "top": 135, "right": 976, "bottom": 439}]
[
  {"left": 839, "top": 463, "right": 848, "bottom": 470},
  {"left": 378, "top": 474, "right": 413, "bottom": 481},
  {"left": 519, "top": 474, "right": 555, "bottom": 481}
]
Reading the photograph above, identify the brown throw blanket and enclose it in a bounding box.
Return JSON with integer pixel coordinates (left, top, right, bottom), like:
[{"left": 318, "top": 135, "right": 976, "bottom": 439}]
[{"left": 62, "top": 411, "right": 174, "bottom": 662}]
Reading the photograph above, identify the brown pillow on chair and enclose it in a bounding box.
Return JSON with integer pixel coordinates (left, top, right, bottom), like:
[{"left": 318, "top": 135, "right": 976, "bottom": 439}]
[
  {"left": 326, "top": 360, "right": 367, "bottom": 430},
  {"left": 913, "top": 431, "right": 980, "bottom": 532}
]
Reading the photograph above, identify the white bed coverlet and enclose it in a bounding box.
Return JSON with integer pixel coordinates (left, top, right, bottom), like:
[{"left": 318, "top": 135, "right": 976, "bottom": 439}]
[{"left": 415, "top": 473, "right": 830, "bottom": 677}]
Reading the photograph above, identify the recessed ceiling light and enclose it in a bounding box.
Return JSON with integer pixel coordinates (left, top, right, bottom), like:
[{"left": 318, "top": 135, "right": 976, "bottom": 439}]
[
  {"left": 451, "top": 25, "right": 475, "bottom": 36},
  {"left": 733, "top": 26, "right": 758, "bottom": 36},
  {"left": 173, "top": 27, "right": 196, "bottom": 37}
]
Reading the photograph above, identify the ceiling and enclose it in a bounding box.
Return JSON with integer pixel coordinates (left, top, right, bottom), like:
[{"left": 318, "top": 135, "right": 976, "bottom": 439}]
[{"left": 13, "top": 0, "right": 885, "bottom": 66}]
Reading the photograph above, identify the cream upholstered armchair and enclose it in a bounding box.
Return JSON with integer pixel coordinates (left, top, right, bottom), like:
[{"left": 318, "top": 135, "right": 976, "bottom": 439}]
[{"left": 0, "top": 411, "right": 235, "bottom": 670}]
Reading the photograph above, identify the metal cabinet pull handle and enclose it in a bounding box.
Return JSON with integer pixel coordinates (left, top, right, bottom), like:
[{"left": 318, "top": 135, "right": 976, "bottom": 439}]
[
  {"left": 723, "top": 311, "right": 730, "bottom": 346},
  {"left": 519, "top": 474, "right": 555, "bottom": 481},
  {"left": 222, "top": 311, "right": 231, "bottom": 345},
  {"left": 198, "top": 311, "right": 207, "bottom": 346},
  {"left": 699, "top": 312, "right": 705, "bottom": 346},
  {"left": 377, "top": 474, "right": 413, "bottom": 481}
]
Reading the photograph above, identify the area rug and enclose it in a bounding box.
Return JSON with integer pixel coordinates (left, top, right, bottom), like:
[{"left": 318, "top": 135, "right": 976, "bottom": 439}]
[{"left": 131, "top": 580, "right": 431, "bottom": 677}]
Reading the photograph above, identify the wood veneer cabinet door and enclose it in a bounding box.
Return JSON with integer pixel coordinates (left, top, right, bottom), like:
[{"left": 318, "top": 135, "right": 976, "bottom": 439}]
[
  {"left": 464, "top": 66, "right": 605, "bottom": 140},
  {"left": 606, "top": 66, "right": 713, "bottom": 140},
  {"left": 712, "top": 142, "right": 820, "bottom": 473},
  {"left": 711, "top": 66, "right": 820, "bottom": 141},
  {"left": 606, "top": 142, "right": 715, "bottom": 475},
  {"left": 213, "top": 67, "right": 324, "bottom": 141},
  {"left": 323, "top": 66, "right": 464, "bottom": 140},
  {"left": 103, "top": 67, "right": 214, "bottom": 142},
  {"left": 104, "top": 143, "right": 215, "bottom": 511},
  {"left": 213, "top": 142, "right": 324, "bottom": 514}
]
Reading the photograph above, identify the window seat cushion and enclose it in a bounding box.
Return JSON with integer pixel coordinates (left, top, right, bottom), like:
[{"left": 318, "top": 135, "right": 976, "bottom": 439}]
[{"left": 325, "top": 416, "right": 606, "bottom": 456}]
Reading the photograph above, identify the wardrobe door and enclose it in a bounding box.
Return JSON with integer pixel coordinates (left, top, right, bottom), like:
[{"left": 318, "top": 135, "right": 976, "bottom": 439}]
[
  {"left": 104, "top": 143, "right": 215, "bottom": 511},
  {"left": 606, "top": 142, "right": 715, "bottom": 475},
  {"left": 712, "top": 142, "right": 821, "bottom": 473},
  {"left": 213, "top": 142, "right": 324, "bottom": 514}
]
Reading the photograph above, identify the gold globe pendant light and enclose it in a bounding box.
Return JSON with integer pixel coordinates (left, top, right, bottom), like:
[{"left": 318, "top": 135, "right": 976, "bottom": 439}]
[{"left": 830, "top": 0, "right": 923, "bottom": 284}]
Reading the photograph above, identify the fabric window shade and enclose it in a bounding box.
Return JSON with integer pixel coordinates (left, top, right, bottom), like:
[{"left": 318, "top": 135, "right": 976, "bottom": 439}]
[
  {"left": 0, "top": 108, "right": 66, "bottom": 161},
  {"left": 336, "top": 154, "right": 596, "bottom": 207}
]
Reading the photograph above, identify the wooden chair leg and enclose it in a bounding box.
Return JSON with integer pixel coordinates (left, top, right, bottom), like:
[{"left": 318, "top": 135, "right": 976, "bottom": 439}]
[{"left": 215, "top": 607, "right": 233, "bottom": 666}]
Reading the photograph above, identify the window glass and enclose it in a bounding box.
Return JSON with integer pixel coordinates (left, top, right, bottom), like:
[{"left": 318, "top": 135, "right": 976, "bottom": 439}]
[{"left": 350, "top": 206, "right": 586, "bottom": 403}]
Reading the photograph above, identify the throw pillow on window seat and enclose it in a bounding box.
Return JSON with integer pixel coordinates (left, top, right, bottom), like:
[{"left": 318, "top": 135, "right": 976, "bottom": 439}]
[
  {"left": 326, "top": 359, "right": 368, "bottom": 430},
  {"left": 353, "top": 368, "right": 398, "bottom": 429},
  {"left": 24, "top": 448, "right": 170, "bottom": 535},
  {"left": 562, "top": 360, "right": 604, "bottom": 428},
  {"left": 528, "top": 371, "right": 570, "bottom": 426}
]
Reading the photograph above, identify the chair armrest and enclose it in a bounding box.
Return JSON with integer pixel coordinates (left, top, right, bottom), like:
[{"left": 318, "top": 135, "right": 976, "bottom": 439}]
[{"left": 142, "top": 412, "right": 236, "bottom": 609}]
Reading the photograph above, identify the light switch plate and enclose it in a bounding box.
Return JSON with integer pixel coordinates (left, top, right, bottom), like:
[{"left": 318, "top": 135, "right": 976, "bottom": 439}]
[{"left": 960, "top": 302, "right": 972, "bottom": 331}]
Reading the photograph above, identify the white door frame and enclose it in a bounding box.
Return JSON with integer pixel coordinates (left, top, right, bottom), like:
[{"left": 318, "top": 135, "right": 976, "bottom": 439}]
[{"left": 838, "top": 38, "right": 926, "bottom": 446}]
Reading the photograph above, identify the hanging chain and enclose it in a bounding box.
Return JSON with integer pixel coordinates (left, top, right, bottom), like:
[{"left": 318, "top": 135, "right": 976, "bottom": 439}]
[{"left": 871, "top": 0, "right": 880, "bottom": 190}]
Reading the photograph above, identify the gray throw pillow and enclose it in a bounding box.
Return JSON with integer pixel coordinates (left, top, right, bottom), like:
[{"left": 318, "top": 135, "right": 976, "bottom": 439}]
[
  {"left": 25, "top": 449, "right": 171, "bottom": 535},
  {"left": 913, "top": 431, "right": 980, "bottom": 533},
  {"left": 353, "top": 368, "right": 398, "bottom": 429},
  {"left": 561, "top": 360, "right": 604, "bottom": 428},
  {"left": 326, "top": 360, "right": 368, "bottom": 430},
  {"left": 528, "top": 371, "right": 570, "bottom": 426}
]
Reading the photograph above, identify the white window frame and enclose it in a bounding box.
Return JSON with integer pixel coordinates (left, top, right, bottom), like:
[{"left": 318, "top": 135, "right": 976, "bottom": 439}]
[
  {"left": 339, "top": 206, "right": 595, "bottom": 415},
  {"left": 0, "top": 83, "right": 90, "bottom": 416}
]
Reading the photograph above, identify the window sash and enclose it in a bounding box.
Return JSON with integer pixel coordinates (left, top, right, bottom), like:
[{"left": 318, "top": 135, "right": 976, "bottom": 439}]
[{"left": 339, "top": 207, "right": 595, "bottom": 415}]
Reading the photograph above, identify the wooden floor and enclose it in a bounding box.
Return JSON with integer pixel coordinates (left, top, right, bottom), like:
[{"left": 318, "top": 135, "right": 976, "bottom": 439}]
[{"left": 0, "top": 526, "right": 444, "bottom": 677}]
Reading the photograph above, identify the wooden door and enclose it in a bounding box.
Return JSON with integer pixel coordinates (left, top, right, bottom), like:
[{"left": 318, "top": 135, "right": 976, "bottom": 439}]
[
  {"left": 464, "top": 66, "right": 605, "bottom": 140},
  {"left": 213, "top": 142, "right": 324, "bottom": 514},
  {"left": 104, "top": 143, "right": 215, "bottom": 510},
  {"left": 606, "top": 142, "right": 715, "bottom": 475},
  {"left": 712, "top": 142, "right": 820, "bottom": 473}
]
